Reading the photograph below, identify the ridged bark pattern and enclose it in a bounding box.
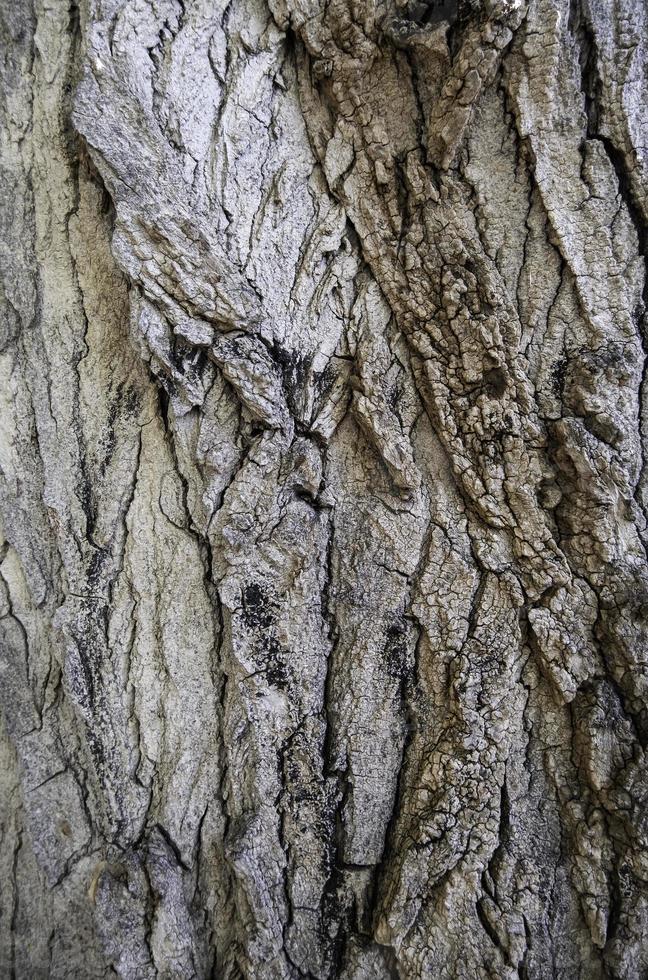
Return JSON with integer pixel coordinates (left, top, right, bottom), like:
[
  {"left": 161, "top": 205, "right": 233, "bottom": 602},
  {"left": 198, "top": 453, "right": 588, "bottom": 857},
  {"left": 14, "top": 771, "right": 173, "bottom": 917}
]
[{"left": 1, "top": 0, "right": 648, "bottom": 976}]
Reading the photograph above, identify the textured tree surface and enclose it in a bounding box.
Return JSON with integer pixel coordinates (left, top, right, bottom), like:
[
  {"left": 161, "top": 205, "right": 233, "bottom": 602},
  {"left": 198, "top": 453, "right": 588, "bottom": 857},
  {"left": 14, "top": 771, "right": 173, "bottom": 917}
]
[{"left": 2, "top": 0, "right": 648, "bottom": 976}]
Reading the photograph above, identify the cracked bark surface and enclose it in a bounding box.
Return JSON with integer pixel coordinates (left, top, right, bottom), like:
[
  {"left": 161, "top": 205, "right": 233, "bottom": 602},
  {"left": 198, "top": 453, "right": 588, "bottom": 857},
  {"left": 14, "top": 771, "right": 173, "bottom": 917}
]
[{"left": 2, "top": 0, "right": 648, "bottom": 976}]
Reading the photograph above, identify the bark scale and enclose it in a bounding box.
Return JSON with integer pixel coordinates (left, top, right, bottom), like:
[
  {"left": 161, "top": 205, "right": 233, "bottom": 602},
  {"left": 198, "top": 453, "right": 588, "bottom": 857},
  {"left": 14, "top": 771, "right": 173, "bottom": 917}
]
[{"left": 1, "top": 0, "right": 648, "bottom": 976}]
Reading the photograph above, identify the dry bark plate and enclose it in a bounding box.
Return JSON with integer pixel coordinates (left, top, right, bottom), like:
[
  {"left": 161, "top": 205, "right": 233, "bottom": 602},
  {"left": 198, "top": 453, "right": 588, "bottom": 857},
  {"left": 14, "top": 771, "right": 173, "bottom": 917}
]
[{"left": 1, "top": 0, "right": 648, "bottom": 976}]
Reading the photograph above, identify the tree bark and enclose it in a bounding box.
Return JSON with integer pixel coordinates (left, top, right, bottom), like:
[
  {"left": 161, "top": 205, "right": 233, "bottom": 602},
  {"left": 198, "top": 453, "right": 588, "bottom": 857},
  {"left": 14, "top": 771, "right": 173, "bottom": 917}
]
[{"left": 2, "top": 0, "right": 648, "bottom": 976}]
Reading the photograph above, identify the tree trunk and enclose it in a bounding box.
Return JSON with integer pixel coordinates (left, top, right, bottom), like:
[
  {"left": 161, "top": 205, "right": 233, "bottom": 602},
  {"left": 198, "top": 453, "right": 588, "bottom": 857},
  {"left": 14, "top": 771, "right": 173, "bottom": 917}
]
[{"left": 2, "top": 0, "right": 648, "bottom": 976}]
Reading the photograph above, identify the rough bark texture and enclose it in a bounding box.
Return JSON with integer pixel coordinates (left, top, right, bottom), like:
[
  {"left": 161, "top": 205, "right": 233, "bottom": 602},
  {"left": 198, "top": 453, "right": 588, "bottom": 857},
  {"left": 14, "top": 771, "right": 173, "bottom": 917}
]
[{"left": 2, "top": 0, "right": 648, "bottom": 976}]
